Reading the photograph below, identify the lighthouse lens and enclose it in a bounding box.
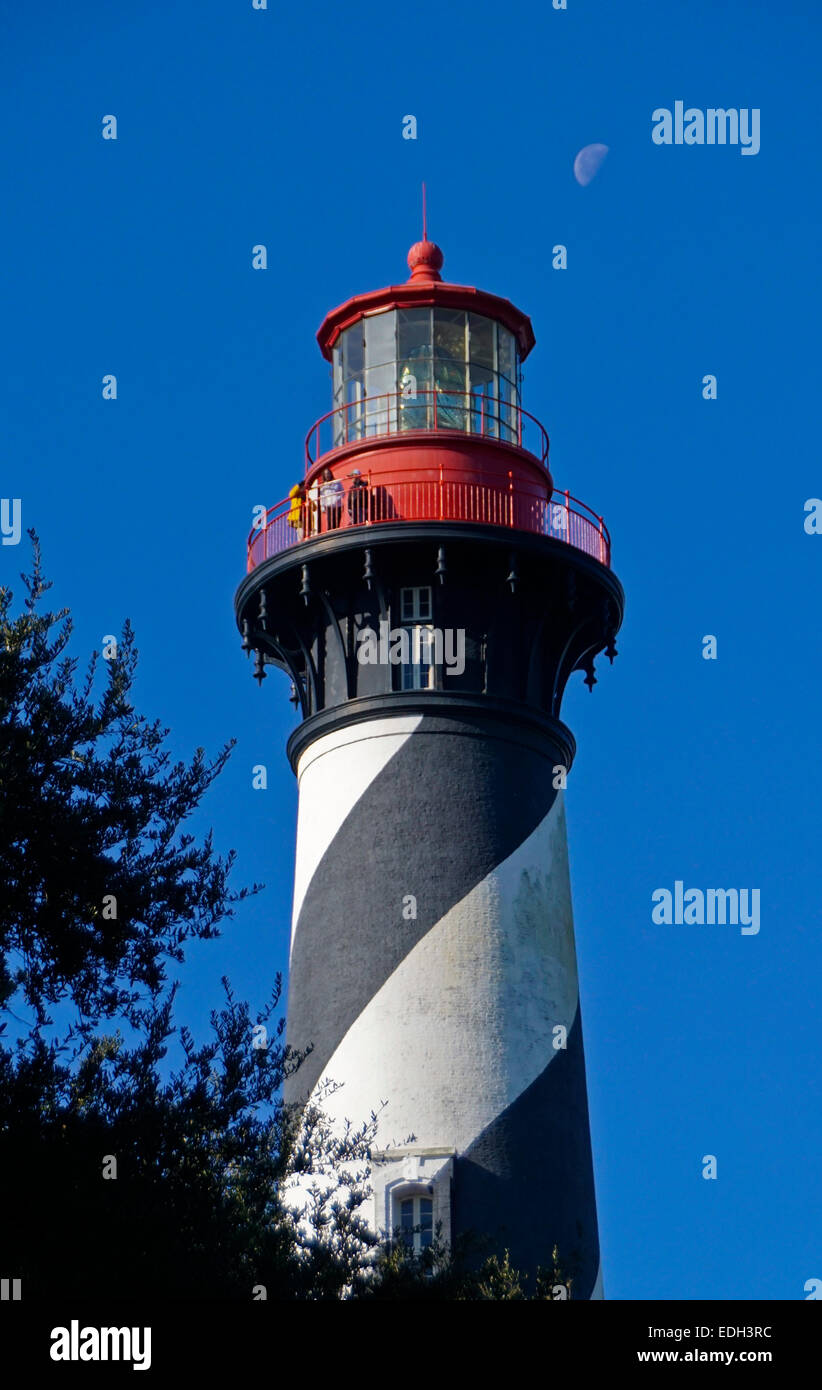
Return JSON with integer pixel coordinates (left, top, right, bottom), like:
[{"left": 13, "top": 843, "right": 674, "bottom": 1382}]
[
  {"left": 469, "top": 365, "right": 498, "bottom": 438},
  {"left": 433, "top": 307, "right": 466, "bottom": 362},
  {"left": 398, "top": 309, "right": 433, "bottom": 430},
  {"left": 398, "top": 307, "right": 431, "bottom": 359},
  {"left": 333, "top": 309, "right": 520, "bottom": 446}
]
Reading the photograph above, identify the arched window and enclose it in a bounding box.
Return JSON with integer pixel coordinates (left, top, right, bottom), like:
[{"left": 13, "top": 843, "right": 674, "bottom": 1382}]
[{"left": 396, "top": 1192, "right": 433, "bottom": 1253}]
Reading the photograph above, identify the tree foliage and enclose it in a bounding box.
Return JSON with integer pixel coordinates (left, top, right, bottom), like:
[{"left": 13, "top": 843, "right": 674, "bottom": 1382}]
[{"left": 0, "top": 538, "right": 250, "bottom": 1027}]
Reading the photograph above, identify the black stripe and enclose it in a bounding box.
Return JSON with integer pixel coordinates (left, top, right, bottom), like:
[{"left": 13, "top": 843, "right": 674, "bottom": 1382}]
[{"left": 453, "top": 1009, "right": 600, "bottom": 1296}]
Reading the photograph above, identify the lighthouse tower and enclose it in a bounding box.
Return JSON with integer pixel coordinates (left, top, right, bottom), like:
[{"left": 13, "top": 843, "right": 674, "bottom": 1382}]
[{"left": 235, "top": 237, "right": 623, "bottom": 1297}]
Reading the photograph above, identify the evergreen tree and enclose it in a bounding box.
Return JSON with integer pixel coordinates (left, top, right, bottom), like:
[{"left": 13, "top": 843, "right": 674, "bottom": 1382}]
[{"left": 0, "top": 539, "right": 375, "bottom": 1299}]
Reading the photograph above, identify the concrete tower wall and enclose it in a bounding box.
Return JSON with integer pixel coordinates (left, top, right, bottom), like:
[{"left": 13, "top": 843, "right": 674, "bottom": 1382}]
[{"left": 284, "top": 710, "right": 603, "bottom": 1297}]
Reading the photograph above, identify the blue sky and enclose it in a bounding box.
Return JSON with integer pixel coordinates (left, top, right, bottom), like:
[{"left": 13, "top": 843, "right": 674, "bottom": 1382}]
[{"left": 2, "top": 0, "right": 820, "bottom": 1299}]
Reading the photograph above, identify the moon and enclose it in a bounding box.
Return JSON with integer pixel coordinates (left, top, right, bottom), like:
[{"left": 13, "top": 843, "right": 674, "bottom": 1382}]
[{"left": 573, "top": 143, "right": 609, "bottom": 186}]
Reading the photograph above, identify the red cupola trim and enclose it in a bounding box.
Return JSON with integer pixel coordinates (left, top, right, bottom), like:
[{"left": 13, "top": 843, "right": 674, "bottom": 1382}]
[{"left": 316, "top": 241, "right": 536, "bottom": 362}]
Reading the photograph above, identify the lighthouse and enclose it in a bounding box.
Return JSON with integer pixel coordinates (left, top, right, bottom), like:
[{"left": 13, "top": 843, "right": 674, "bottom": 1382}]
[{"left": 235, "top": 236, "right": 623, "bottom": 1297}]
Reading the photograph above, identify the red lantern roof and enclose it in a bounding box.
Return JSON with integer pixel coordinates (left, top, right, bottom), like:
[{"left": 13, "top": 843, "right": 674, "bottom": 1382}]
[{"left": 316, "top": 241, "right": 536, "bottom": 362}]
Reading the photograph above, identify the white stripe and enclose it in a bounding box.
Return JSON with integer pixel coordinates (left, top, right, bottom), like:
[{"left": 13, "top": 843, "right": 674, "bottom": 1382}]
[
  {"left": 290, "top": 715, "right": 423, "bottom": 960},
  {"left": 308, "top": 793, "right": 580, "bottom": 1152}
]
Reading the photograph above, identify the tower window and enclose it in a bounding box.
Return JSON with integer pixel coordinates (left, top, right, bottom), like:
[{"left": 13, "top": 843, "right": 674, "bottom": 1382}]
[
  {"left": 399, "top": 587, "right": 434, "bottom": 690},
  {"left": 398, "top": 1194, "right": 433, "bottom": 1253},
  {"left": 400, "top": 586, "right": 432, "bottom": 622},
  {"left": 400, "top": 627, "right": 435, "bottom": 690}
]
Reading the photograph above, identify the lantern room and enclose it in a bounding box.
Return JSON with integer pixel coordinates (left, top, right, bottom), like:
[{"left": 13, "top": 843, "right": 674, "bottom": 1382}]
[
  {"left": 329, "top": 304, "right": 522, "bottom": 447},
  {"left": 244, "top": 238, "right": 612, "bottom": 574},
  {"left": 316, "top": 239, "right": 537, "bottom": 455}
]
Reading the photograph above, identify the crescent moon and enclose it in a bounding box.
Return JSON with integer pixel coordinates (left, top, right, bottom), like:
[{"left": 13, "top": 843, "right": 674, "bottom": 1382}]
[{"left": 573, "top": 143, "right": 609, "bottom": 186}]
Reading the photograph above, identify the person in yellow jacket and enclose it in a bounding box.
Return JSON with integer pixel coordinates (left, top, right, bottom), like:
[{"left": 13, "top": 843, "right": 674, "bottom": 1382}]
[{"left": 286, "top": 482, "right": 304, "bottom": 539}]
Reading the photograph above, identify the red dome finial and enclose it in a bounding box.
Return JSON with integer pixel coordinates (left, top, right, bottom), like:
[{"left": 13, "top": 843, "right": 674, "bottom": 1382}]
[
  {"left": 408, "top": 181, "right": 443, "bottom": 280},
  {"left": 407, "top": 239, "right": 444, "bottom": 282}
]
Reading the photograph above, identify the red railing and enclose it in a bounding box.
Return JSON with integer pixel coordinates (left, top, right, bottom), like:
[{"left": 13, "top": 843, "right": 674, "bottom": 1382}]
[
  {"left": 305, "top": 390, "right": 550, "bottom": 469},
  {"left": 246, "top": 474, "right": 610, "bottom": 571}
]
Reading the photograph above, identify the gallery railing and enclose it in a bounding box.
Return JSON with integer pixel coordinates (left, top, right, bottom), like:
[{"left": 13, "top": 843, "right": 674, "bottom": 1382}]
[{"left": 247, "top": 473, "right": 610, "bottom": 571}]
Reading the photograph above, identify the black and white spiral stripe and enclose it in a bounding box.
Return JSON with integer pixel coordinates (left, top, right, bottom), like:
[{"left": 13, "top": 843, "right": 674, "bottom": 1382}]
[{"left": 284, "top": 710, "right": 602, "bottom": 1298}]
